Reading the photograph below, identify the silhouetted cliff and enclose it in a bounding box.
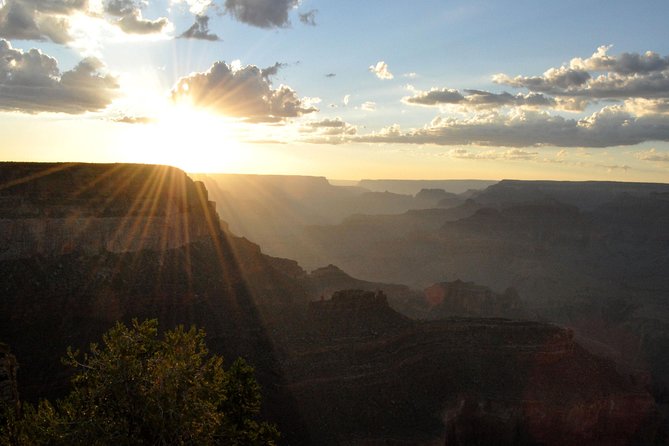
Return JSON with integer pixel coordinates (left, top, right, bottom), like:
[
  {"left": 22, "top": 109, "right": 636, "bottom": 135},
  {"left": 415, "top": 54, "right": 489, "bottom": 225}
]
[{"left": 0, "top": 163, "right": 215, "bottom": 259}]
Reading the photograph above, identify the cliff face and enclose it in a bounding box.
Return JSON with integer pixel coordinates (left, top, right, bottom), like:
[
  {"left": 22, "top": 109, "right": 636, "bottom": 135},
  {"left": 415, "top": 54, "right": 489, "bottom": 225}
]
[
  {"left": 424, "top": 280, "right": 529, "bottom": 319},
  {"left": 0, "top": 164, "right": 663, "bottom": 445},
  {"left": 0, "top": 163, "right": 215, "bottom": 259},
  {"left": 0, "top": 162, "right": 310, "bottom": 443},
  {"left": 286, "top": 294, "right": 657, "bottom": 445}
]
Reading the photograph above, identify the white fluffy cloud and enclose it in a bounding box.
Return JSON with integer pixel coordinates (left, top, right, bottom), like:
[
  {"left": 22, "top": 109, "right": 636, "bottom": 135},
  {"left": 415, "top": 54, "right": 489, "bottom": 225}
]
[
  {"left": 338, "top": 47, "right": 669, "bottom": 150},
  {"left": 352, "top": 107, "right": 669, "bottom": 148},
  {"left": 0, "top": 39, "right": 119, "bottom": 113},
  {"left": 493, "top": 46, "right": 669, "bottom": 101},
  {"left": 170, "top": 60, "right": 317, "bottom": 122},
  {"left": 104, "top": 0, "right": 170, "bottom": 35},
  {"left": 369, "top": 61, "right": 393, "bottom": 80}
]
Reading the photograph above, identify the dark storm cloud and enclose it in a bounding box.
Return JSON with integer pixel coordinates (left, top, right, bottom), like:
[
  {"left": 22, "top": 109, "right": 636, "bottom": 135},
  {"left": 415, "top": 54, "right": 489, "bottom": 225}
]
[
  {"left": 0, "top": 39, "right": 119, "bottom": 113},
  {"left": 170, "top": 60, "right": 316, "bottom": 122}
]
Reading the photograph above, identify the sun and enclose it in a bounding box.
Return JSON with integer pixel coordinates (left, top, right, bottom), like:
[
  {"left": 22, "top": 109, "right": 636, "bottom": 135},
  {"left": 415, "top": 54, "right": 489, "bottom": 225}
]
[{"left": 119, "top": 102, "right": 252, "bottom": 173}]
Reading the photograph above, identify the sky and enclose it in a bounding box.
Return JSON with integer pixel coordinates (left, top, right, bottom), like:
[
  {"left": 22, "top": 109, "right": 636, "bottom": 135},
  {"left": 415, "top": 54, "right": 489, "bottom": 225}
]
[{"left": 1, "top": 0, "right": 669, "bottom": 182}]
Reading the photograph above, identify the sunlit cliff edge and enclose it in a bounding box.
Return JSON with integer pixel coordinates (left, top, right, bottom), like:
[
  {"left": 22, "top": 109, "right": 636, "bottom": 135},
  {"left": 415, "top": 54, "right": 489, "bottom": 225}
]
[{"left": 0, "top": 163, "right": 217, "bottom": 259}]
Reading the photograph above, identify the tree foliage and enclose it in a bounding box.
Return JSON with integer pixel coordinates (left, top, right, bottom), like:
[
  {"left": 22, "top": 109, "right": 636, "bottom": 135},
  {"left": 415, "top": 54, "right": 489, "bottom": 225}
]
[{"left": 0, "top": 319, "right": 278, "bottom": 445}]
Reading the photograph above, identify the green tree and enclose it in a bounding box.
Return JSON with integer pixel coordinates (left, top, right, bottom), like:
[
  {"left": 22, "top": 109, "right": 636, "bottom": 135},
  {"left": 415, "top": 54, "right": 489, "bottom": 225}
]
[{"left": 0, "top": 319, "right": 278, "bottom": 446}]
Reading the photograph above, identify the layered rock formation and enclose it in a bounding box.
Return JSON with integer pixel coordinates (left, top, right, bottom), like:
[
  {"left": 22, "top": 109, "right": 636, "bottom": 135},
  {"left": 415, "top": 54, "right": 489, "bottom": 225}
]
[
  {"left": 286, "top": 291, "right": 658, "bottom": 445},
  {"left": 0, "top": 164, "right": 664, "bottom": 444},
  {"left": 424, "top": 280, "right": 529, "bottom": 319},
  {"left": 0, "top": 163, "right": 215, "bottom": 259}
]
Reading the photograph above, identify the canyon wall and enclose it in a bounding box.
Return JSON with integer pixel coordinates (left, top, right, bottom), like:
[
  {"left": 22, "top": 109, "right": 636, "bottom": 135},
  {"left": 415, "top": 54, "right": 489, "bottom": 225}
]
[{"left": 0, "top": 163, "right": 217, "bottom": 259}]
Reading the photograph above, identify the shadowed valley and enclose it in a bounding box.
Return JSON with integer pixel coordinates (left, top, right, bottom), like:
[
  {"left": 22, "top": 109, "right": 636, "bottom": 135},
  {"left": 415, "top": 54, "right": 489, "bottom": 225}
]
[{"left": 0, "top": 164, "right": 665, "bottom": 445}]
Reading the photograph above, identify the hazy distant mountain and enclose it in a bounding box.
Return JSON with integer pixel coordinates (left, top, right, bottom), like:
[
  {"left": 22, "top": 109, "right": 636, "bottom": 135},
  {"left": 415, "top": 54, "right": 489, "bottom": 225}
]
[
  {"left": 474, "top": 179, "right": 669, "bottom": 210},
  {"left": 358, "top": 179, "right": 498, "bottom": 195},
  {"left": 287, "top": 179, "right": 669, "bottom": 400},
  {"left": 191, "top": 173, "right": 471, "bottom": 260}
]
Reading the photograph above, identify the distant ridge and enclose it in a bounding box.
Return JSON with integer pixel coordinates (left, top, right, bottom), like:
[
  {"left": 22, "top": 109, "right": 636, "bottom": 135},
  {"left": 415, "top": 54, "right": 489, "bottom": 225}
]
[{"left": 358, "top": 179, "right": 498, "bottom": 195}]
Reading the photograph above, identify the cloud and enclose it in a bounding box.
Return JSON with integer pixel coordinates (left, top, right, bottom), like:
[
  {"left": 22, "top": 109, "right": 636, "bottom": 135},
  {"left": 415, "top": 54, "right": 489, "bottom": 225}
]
[
  {"left": 302, "top": 118, "right": 356, "bottom": 135},
  {"left": 360, "top": 101, "right": 376, "bottom": 111},
  {"left": 112, "top": 115, "right": 154, "bottom": 124},
  {"left": 0, "top": 39, "right": 119, "bottom": 113},
  {"left": 636, "top": 148, "right": 669, "bottom": 163},
  {"left": 449, "top": 148, "right": 538, "bottom": 160},
  {"left": 623, "top": 98, "right": 669, "bottom": 116},
  {"left": 223, "top": 0, "right": 298, "bottom": 28},
  {"left": 369, "top": 61, "right": 393, "bottom": 80},
  {"left": 403, "top": 88, "right": 464, "bottom": 106},
  {"left": 298, "top": 9, "right": 316, "bottom": 26},
  {"left": 325, "top": 73, "right": 336, "bottom": 78},
  {"left": 178, "top": 14, "right": 219, "bottom": 40},
  {"left": 403, "top": 87, "right": 557, "bottom": 109},
  {"left": 104, "top": 0, "right": 170, "bottom": 35},
  {"left": 260, "top": 61, "right": 286, "bottom": 80},
  {"left": 116, "top": 10, "right": 169, "bottom": 34},
  {"left": 170, "top": 60, "right": 316, "bottom": 122},
  {"left": 300, "top": 117, "right": 357, "bottom": 144},
  {"left": 493, "top": 46, "right": 669, "bottom": 100},
  {"left": 0, "top": 0, "right": 83, "bottom": 43},
  {"left": 351, "top": 107, "right": 669, "bottom": 148},
  {"left": 343, "top": 94, "right": 350, "bottom": 105},
  {"left": 170, "top": 0, "right": 211, "bottom": 15}
]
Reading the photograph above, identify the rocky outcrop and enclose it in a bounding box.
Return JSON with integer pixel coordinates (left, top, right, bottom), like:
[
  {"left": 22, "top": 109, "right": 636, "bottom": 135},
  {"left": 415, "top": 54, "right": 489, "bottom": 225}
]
[
  {"left": 424, "top": 280, "right": 529, "bottom": 319},
  {"left": 0, "top": 163, "right": 216, "bottom": 259},
  {"left": 285, "top": 295, "right": 658, "bottom": 445},
  {"left": 306, "top": 265, "right": 428, "bottom": 319},
  {"left": 307, "top": 290, "right": 410, "bottom": 339}
]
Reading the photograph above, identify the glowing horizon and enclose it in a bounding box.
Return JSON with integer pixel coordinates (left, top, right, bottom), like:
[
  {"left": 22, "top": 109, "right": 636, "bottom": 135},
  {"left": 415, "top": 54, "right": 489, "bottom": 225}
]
[{"left": 1, "top": 1, "right": 669, "bottom": 183}]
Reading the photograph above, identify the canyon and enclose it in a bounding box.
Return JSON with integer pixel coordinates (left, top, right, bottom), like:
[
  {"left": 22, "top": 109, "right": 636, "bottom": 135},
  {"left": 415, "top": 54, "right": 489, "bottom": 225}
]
[{"left": 0, "top": 163, "right": 664, "bottom": 444}]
